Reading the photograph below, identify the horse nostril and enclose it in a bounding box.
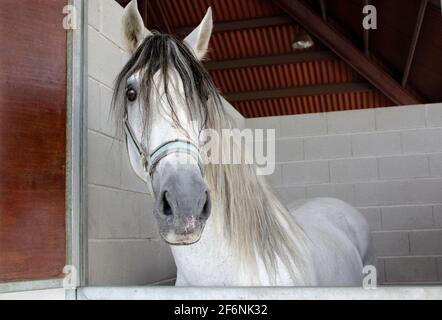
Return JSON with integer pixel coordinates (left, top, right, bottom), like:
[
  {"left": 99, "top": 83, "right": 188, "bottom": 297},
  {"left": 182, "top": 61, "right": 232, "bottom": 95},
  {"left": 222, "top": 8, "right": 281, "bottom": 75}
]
[
  {"left": 162, "top": 191, "right": 173, "bottom": 216},
  {"left": 201, "top": 191, "right": 211, "bottom": 218}
]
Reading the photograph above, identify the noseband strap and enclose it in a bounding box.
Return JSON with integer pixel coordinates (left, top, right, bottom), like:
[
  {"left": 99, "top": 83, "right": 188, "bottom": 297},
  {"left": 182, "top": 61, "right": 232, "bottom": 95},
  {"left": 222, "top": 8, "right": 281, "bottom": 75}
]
[
  {"left": 148, "top": 139, "right": 201, "bottom": 176},
  {"left": 123, "top": 115, "right": 203, "bottom": 180}
]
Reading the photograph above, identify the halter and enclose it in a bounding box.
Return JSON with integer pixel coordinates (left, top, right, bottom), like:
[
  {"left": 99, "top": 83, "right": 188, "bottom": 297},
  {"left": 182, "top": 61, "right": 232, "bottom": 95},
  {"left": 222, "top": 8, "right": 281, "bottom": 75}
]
[{"left": 123, "top": 115, "right": 203, "bottom": 191}]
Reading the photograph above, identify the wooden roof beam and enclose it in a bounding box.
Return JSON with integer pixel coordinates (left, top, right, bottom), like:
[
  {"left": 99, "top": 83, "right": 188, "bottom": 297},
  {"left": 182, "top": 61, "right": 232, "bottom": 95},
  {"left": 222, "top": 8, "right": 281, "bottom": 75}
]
[
  {"left": 269, "top": 0, "right": 422, "bottom": 105},
  {"left": 402, "top": 0, "right": 428, "bottom": 87},
  {"left": 204, "top": 51, "right": 336, "bottom": 71},
  {"left": 175, "top": 15, "right": 292, "bottom": 35},
  {"left": 225, "top": 82, "right": 373, "bottom": 102}
]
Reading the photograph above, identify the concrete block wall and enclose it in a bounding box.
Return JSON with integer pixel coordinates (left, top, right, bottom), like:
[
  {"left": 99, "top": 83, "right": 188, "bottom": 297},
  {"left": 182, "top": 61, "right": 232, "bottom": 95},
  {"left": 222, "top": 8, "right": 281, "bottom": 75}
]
[
  {"left": 247, "top": 104, "right": 442, "bottom": 285},
  {"left": 86, "top": 0, "right": 176, "bottom": 286}
]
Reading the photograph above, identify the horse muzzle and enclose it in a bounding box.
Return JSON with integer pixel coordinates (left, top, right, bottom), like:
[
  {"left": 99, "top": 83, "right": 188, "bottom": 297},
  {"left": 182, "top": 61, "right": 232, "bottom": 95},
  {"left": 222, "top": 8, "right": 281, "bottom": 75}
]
[
  {"left": 152, "top": 164, "right": 211, "bottom": 245},
  {"left": 162, "top": 218, "right": 206, "bottom": 245}
]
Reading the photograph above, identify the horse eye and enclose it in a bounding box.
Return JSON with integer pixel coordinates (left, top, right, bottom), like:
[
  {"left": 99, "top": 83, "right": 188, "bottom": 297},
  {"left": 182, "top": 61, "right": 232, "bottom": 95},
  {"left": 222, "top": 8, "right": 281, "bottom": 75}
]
[{"left": 126, "top": 88, "right": 137, "bottom": 102}]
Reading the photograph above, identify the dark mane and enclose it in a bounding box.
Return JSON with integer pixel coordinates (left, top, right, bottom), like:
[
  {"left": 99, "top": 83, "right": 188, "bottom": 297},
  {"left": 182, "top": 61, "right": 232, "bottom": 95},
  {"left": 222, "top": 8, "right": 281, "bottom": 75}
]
[{"left": 112, "top": 33, "right": 226, "bottom": 139}]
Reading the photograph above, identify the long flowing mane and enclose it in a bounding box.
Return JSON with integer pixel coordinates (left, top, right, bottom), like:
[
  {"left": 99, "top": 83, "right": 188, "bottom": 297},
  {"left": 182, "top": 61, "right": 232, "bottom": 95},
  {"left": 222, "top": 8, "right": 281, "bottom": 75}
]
[{"left": 112, "top": 34, "right": 310, "bottom": 284}]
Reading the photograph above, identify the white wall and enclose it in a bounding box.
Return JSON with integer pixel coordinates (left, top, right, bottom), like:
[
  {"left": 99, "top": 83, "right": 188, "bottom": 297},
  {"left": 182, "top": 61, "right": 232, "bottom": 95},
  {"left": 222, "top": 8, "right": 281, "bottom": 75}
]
[
  {"left": 247, "top": 103, "right": 442, "bottom": 285},
  {"left": 87, "top": 0, "right": 176, "bottom": 286}
]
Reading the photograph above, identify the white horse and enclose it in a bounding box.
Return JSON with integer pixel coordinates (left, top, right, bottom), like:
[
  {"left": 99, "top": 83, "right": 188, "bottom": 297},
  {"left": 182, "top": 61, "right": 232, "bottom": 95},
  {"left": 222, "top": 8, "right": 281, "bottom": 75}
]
[{"left": 113, "top": 0, "right": 373, "bottom": 286}]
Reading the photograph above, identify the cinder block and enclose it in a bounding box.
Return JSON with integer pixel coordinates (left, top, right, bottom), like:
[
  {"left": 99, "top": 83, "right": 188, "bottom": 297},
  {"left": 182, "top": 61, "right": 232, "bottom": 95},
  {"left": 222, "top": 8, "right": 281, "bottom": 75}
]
[
  {"left": 434, "top": 205, "right": 442, "bottom": 227},
  {"left": 281, "top": 161, "right": 329, "bottom": 185},
  {"left": 306, "top": 183, "right": 355, "bottom": 205},
  {"left": 438, "top": 258, "right": 442, "bottom": 281},
  {"left": 409, "top": 230, "right": 442, "bottom": 255},
  {"left": 304, "top": 135, "right": 352, "bottom": 160},
  {"left": 280, "top": 113, "right": 327, "bottom": 138},
  {"left": 88, "top": 131, "right": 122, "bottom": 188},
  {"left": 88, "top": 239, "right": 176, "bottom": 286},
  {"left": 88, "top": 0, "right": 101, "bottom": 31},
  {"left": 358, "top": 208, "right": 382, "bottom": 231},
  {"left": 88, "top": 78, "right": 101, "bottom": 131},
  {"left": 402, "top": 128, "right": 442, "bottom": 154},
  {"left": 354, "top": 182, "right": 385, "bottom": 206},
  {"left": 381, "top": 206, "right": 434, "bottom": 230},
  {"left": 121, "top": 49, "right": 131, "bottom": 67},
  {"left": 245, "top": 116, "right": 281, "bottom": 138},
  {"left": 384, "top": 257, "right": 438, "bottom": 283},
  {"left": 376, "top": 105, "right": 426, "bottom": 131},
  {"left": 327, "top": 109, "right": 375, "bottom": 134},
  {"left": 399, "top": 180, "right": 442, "bottom": 205},
  {"left": 274, "top": 186, "right": 306, "bottom": 206},
  {"left": 376, "top": 258, "right": 386, "bottom": 284},
  {"left": 265, "top": 164, "right": 282, "bottom": 186},
  {"left": 330, "top": 158, "right": 378, "bottom": 183},
  {"left": 88, "top": 26, "right": 123, "bottom": 88},
  {"left": 426, "top": 103, "right": 442, "bottom": 127},
  {"left": 372, "top": 231, "right": 410, "bottom": 256},
  {"left": 429, "top": 153, "right": 442, "bottom": 177},
  {"left": 101, "top": 0, "right": 125, "bottom": 48},
  {"left": 88, "top": 186, "right": 156, "bottom": 239},
  {"left": 378, "top": 155, "right": 430, "bottom": 180},
  {"left": 354, "top": 180, "right": 442, "bottom": 206},
  {"left": 352, "top": 132, "right": 401, "bottom": 157},
  {"left": 99, "top": 85, "right": 117, "bottom": 138},
  {"left": 275, "top": 138, "right": 304, "bottom": 162}
]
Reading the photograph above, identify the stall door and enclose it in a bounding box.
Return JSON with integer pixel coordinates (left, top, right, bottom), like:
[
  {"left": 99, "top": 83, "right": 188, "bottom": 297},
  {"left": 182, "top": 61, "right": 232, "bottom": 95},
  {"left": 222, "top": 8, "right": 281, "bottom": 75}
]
[{"left": 0, "top": 0, "right": 68, "bottom": 282}]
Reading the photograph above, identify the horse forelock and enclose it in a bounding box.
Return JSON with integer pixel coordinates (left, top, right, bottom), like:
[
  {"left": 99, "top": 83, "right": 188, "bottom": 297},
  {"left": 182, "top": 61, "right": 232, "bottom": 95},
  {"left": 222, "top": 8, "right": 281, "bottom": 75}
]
[{"left": 112, "top": 32, "right": 225, "bottom": 139}]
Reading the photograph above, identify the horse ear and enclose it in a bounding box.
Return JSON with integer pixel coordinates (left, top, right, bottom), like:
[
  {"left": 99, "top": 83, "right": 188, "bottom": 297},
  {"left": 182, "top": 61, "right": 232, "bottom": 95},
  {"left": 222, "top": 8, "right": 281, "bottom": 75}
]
[
  {"left": 122, "top": 0, "right": 152, "bottom": 53},
  {"left": 184, "top": 7, "right": 213, "bottom": 60}
]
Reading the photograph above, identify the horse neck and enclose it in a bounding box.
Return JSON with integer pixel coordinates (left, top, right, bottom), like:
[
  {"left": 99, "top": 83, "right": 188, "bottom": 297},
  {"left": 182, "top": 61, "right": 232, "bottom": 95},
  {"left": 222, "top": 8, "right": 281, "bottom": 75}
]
[{"left": 169, "top": 202, "right": 247, "bottom": 285}]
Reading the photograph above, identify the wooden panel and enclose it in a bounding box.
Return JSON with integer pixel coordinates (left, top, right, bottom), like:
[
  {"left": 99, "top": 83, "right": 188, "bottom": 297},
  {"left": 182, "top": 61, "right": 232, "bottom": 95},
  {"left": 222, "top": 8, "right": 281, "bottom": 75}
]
[{"left": 0, "top": 0, "right": 67, "bottom": 282}]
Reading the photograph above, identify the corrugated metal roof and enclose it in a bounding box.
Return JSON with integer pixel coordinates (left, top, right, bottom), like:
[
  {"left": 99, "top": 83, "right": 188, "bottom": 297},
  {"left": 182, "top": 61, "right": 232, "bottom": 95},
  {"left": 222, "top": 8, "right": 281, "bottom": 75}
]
[
  {"left": 144, "top": 0, "right": 395, "bottom": 118},
  {"left": 210, "top": 59, "right": 362, "bottom": 93},
  {"left": 208, "top": 25, "right": 303, "bottom": 60},
  {"left": 162, "top": 0, "right": 282, "bottom": 26}
]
